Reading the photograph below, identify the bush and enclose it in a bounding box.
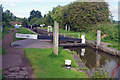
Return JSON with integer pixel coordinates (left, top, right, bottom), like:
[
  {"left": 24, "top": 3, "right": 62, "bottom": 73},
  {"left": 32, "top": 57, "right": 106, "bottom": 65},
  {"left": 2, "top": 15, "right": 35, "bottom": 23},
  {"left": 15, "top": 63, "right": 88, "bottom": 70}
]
[{"left": 94, "top": 23, "right": 119, "bottom": 42}]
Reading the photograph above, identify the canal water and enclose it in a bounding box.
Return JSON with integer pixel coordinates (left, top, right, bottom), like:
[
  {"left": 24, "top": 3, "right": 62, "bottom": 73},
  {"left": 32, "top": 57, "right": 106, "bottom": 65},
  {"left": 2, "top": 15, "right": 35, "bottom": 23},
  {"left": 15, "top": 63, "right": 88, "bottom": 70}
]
[{"left": 64, "top": 46, "right": 120, "bottom": 78}]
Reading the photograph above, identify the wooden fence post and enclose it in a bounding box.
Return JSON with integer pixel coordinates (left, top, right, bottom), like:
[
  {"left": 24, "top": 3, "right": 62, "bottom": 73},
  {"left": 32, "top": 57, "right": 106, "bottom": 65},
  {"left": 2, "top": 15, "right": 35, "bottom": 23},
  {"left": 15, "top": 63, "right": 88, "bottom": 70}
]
[
  {"left": 53, "top": 21, "right": 59, "bottom": 55},
  {"left": 96, "top": 30, "right": 101, "bottom": 48}
]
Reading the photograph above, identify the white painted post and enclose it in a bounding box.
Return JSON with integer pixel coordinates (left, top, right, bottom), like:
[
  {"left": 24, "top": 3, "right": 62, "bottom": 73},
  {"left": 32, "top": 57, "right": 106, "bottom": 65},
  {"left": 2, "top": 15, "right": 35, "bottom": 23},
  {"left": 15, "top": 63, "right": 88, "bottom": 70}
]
[
  {"left": 65, "top": 60, "right": 71, "bottom": 69},
  {"left": 78, "top": 34, "right": 80, "bottom": 38},
  {"left": 66, "top": 24, "right": 67, "bottom": 31},
  {"left": 50, "top": 26, "right": 52, "bottom": 32},
  {"left": 96, "top": 30, "right": 101, "bottom": 48},
  {"left": 68, "top": 26, "right": 70, "bottom": 31},
  {"left": 81, "top": 48, "right": 85, "bottom": 56},
  {"left": 81, "top": 33, "right": 85, "bottom": 43},
  {"left": 47, "top": 26, "right": 49, "bottom": 32},
  {"left": 53, "top": 21, "right": 59, "bottom": 55}
]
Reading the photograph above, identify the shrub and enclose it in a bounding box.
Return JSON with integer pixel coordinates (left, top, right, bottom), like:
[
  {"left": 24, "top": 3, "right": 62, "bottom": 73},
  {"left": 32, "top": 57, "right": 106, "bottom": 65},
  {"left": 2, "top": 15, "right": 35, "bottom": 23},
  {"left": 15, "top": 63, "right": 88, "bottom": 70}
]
[{"left": 94, "top": 23, "right": 119, "bottom": 42}]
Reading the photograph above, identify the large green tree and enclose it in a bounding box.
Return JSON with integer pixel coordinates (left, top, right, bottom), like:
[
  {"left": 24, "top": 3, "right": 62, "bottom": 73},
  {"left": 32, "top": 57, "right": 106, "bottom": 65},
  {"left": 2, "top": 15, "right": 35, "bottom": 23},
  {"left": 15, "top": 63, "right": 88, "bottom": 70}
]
[
  {"left": 28, "top": 10, "right": 42, "bottom": 21},
  {"left": 44, "top": 11, "right": 54, "bottom": 26},
  {"left": 50, "top": 2, "right": 110, "bottom": 32},
  {"left": 22, "top": 18, "right": 28, "bottom": 27}
]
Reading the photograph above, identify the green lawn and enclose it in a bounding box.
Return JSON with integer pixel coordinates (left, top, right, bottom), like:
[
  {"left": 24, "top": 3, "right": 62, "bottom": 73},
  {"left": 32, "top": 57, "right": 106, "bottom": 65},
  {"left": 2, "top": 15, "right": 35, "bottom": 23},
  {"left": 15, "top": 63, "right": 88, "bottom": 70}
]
[
  {"left": 102, "top": 39, "right": 120, "bottom": 50},
  {"left": 24, "top": 48, "right": 88, "bottom": 78},
  {"left": 16, "top": 28, "right": 34, "bottom": 34}
]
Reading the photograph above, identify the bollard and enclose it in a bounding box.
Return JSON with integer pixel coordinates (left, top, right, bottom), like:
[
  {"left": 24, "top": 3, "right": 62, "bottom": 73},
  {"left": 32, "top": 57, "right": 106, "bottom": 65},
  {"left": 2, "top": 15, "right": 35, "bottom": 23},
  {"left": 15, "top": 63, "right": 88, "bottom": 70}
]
[
  {"left": 65, "top": 60, "right": 71, "bottom": 69},
  {"left": 68, "top": 26, "right": 70, "bottom": 31},
  {"left": 50, "top": 27, "right": 52, "bottom": 32},
  {"left": 66, "top": 24, "right": 67, "bottom": 31},
  {"left": 81, "top": 48, "right": 85, "bottom": 56},
  {"left": 81, "top": 33, "right": 85, "bottom": 43}
]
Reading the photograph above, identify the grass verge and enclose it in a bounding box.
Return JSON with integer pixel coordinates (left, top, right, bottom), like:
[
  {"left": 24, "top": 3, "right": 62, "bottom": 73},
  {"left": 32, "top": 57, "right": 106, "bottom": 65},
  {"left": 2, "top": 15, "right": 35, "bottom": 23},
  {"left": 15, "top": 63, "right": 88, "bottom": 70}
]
[{"left": 24, "top": 48, "right": 88, "bottom": 78}]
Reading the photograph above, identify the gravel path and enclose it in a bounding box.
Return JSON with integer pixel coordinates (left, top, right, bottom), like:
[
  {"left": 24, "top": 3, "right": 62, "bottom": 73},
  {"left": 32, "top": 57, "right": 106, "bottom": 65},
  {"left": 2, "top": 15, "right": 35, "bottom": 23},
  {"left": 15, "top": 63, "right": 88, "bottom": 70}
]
[
  {"left": 11, "top": 39, "right": 53, "bottom": 49},
  {"left": 2, "top": 29, "right": 33, "bottom": 78}
]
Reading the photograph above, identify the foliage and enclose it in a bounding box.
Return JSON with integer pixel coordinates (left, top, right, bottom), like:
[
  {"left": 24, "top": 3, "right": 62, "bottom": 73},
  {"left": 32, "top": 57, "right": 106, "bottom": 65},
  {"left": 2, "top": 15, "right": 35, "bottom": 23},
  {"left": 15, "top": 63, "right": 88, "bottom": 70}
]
[
  {"left": 50, "top": 2, "right": 110, "bottom": 32},
  {"left": 24, "top": 48, "right": 88, "bottom": 78},
  {"left": 2, "top": 27, "right": 10, "bottom": 38},
  {"left": 22, "top": 18, "right": 28, "bottom": 27},
  {"left": 34, "top": 18, "right": 44, "bottom": 25},
  {"left": 81, "top": 68, "right": 88, "bottom": 71},
  {"left": 28, "top": 10, "right": 42, "bottom": 21},
  {"left": 29, "top": 17, "right": 44, "bottom": 26},
  {"left": 1, "top": 5, "right": 17, "bottom": 27},
  {"left": 43, "top": 12, "right": 54, "bottom": 26},
  {"left": 95, "top": 23, "right": 119, "bottom": 42},
  {"left": 93, "top": 68, "right": 109, "bottom": 78},
  {"left": 71, "top": 51, "right": 77, "bottom": 55}
]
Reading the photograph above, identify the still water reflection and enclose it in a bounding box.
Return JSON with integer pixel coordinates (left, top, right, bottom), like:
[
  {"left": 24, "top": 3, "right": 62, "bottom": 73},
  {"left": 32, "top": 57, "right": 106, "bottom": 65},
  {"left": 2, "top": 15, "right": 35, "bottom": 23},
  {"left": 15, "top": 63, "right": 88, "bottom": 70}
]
[{"left": 64, "top": 46, "right": 120, "bottom": 78}]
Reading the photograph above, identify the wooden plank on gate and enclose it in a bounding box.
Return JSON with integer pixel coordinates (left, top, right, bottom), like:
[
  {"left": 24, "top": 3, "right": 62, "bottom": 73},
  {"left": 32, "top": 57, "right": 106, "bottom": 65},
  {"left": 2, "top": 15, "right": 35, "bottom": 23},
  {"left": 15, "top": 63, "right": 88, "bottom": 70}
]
[{"left": 16, "top": 33, "right": 38, "bottom": 39}]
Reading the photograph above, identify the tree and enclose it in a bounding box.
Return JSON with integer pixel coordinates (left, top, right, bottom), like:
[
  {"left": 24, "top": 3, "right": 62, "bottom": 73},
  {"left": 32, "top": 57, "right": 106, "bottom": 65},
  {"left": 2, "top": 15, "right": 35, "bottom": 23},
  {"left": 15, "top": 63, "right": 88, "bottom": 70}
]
[
  {"left": 28, "top": 10, "right": 42, "bottom": 21},
  {"left": 22, "top": 18, "right": 28, "bottom": 27},
  {"left": 0, "top": 4, "right": 3, "bottom": 31},
  {"left": 50, "top": 2, "right": 110, "bottom": 32},
  {"left": 44, "top": 11, "right": 54, "bottom": 26}
]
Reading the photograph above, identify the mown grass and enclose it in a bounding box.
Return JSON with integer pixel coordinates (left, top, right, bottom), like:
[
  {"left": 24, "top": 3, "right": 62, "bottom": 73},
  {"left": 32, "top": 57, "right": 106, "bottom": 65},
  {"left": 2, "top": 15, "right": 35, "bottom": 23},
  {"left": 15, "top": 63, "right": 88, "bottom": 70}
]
[
  {"left": 24, "top": 48, "right": 88, "bottom": 78},
  {"left": 102, "top": 39, "right": 120, "bottom": 50},
  {"left": 13, "top": 27, "right": 35, "bottom": 41}
]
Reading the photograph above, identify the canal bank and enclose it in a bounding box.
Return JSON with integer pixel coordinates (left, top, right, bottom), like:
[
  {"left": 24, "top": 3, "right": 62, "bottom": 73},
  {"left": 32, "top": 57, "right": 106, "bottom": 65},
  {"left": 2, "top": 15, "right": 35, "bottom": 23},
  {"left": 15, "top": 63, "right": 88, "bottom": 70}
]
[
  {"left": 86, "top": 40, "right": 120, "bottom": 57},
  {"left": 64, "top": 46, "right": 120, "bottom": 79},
  {"left": 64, "top": 49, "right": 92, "bottom": 78}
]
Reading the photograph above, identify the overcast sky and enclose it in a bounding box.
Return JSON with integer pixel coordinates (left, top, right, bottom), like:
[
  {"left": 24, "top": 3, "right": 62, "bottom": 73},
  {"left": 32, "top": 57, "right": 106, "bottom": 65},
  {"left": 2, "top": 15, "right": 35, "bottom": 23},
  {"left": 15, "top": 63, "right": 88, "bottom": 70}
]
[{"left": 0, "top": 0, "right": 119, "bottom": 21}]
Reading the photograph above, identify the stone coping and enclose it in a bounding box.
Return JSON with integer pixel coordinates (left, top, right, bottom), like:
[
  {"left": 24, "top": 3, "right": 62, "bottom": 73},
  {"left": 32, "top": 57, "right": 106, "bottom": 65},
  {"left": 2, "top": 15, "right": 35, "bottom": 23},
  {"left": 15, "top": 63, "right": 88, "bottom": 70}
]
[{"left": 86, "top": 40, "right": 120, "bottom": 57}]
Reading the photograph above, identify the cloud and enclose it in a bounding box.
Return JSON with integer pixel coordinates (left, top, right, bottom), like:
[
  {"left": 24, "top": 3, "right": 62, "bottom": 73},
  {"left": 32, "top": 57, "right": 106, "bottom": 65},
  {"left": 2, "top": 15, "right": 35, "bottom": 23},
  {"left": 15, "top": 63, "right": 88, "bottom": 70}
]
[
  {"left": 9, "top": 3, "right": 16, "bottom": 7},
  {"left": 0, "top": 0, "right": 22, "bottom": 3},
  {"left": 109, "top": 5, "right": 118, "bottom": 20},
  {"left": 31, "top": 0, "right": 75, "bottom": 2},
  {"left": 0, "top": 0, "right": 21, "bottom": 7}
]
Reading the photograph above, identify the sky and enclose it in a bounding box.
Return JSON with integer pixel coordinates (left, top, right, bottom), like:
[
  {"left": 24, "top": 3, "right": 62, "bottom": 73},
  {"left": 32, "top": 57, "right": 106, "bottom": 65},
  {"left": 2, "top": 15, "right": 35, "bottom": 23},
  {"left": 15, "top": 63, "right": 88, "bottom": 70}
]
[{"left": 0, "top": 0, "right": 119, "bottom": 21}]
